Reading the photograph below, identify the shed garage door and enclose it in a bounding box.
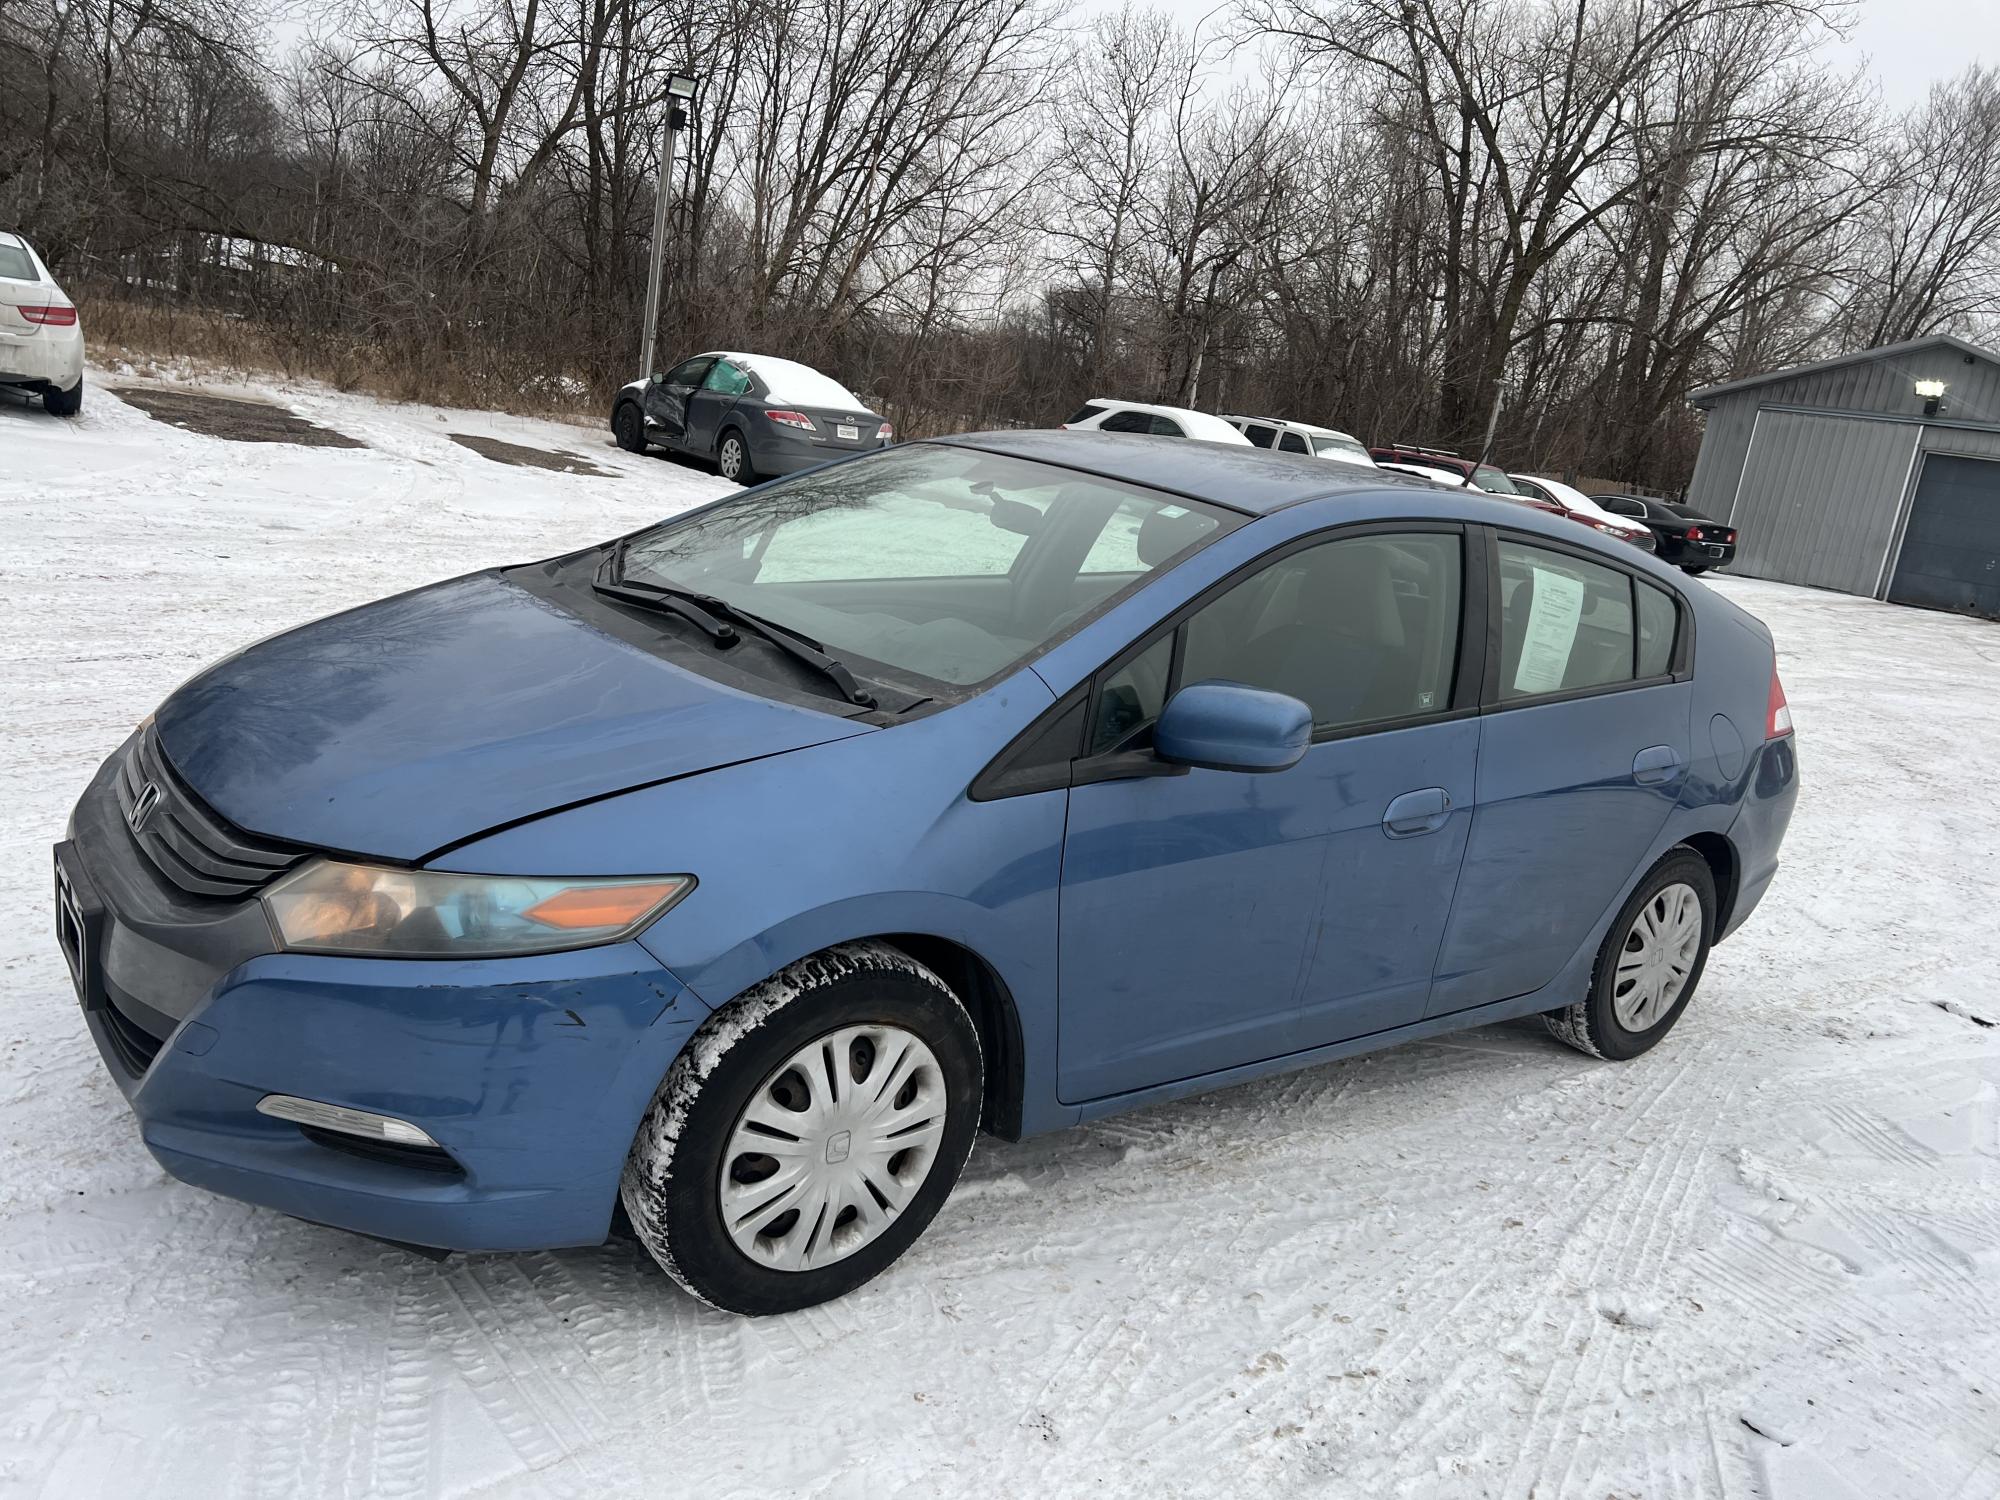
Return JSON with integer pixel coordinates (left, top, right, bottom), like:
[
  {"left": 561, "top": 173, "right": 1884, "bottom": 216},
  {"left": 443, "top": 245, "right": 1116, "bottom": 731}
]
[{"left": 1888, "top": 454, "right": 2000, "bottom": 619}]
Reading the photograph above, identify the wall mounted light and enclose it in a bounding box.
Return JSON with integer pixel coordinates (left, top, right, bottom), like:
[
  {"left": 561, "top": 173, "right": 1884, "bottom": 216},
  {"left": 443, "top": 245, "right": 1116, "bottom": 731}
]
[{"left": 1914, "top": 378, "right": 1948, "bottom": 417}]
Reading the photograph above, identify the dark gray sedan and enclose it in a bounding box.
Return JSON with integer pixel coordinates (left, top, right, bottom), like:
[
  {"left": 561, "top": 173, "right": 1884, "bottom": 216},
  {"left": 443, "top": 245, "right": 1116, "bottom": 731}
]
[{"left": 613, "top": 351, "right": 891, "bottom": 484}]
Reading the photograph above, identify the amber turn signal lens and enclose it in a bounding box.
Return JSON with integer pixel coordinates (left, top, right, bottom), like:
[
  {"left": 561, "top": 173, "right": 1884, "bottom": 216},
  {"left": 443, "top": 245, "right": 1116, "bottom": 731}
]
[{"left": 522, "top": 883, "right": 686, "bottom": 930}]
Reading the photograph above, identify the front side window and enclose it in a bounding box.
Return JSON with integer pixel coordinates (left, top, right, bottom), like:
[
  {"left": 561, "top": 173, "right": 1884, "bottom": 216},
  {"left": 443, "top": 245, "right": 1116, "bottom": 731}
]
[
  {"left": 1097, "top": 409, "right": 1152, "bottom": 434},
  {"left": 663, "top": 356, "right": 712, "bottom": 388},
  {"left": 622, "top": 445, "right": 1233, "bottom": 690},
  {"left": 1090, "top": 531, "right": 1463, "bottom": 749},
  {"left": 1244, "top": 424, "right": 1277, "bottom": 449},
  {"left": 1278, "top": 431, "right": 1310, "bottom": 454},
  {"left": 1497, "top": 540, "right": 1636, "bottom": 699}
]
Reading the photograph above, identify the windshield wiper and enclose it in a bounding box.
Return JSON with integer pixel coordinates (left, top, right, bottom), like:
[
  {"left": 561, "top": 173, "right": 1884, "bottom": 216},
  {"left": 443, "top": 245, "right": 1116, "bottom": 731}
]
[{"left": 595, "top": 543, "right": 876, "bottom": 708}]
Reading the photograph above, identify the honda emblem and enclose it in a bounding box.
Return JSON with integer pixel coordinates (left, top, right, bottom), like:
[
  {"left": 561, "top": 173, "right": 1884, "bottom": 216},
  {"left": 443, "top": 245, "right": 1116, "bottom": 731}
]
[{"left": 127, "top": 782, "right": 162, "bottom": 834}]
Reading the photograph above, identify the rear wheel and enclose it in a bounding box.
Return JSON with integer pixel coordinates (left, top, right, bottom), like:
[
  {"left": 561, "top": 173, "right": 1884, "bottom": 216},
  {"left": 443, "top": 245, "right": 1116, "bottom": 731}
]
[
  {"left": 621, "top": 941, "right": 982, "bottom": 1315},
  {"left": 44, "top": 380, "right": 81, "bottom": 418},
  {"left": 1544, "top": 850, "right": 1715, "bottom": 1061},
  {"left": 1681, "top": 564, "right": 1710, "bottom": 576},
  {"left": 717, "top": 428, "right": 755, "bottom": 485}
]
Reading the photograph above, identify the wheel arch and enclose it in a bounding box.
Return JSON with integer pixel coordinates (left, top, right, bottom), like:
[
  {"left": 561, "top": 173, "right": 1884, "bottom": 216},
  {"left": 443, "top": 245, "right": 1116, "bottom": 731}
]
[
  {"left": 871, "top": 933, "right": 1026, "bottom": 1141},
  {"left": 1676, "top": 830, "right": 1740, "bottom": 937}
]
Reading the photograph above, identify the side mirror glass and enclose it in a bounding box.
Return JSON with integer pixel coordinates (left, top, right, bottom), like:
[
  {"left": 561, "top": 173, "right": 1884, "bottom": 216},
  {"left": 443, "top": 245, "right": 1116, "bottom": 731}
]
[
  {"left": 649, "top": 371, "right": 666, "bottom": 385},
  {"left": 1153, "top": 682, "right": 1312, "bottom": 774}
]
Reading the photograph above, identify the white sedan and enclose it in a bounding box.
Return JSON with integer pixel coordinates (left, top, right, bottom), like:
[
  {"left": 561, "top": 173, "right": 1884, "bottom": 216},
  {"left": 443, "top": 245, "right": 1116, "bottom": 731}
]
[
  {"left": 0, "top": 232, "right": 83, "bottom": 417},
  {"left": 1059, "top": 399, "right": 1251, "bottom": 445},
  {"left": 1510, "top": 472, "right": 1655, "bottom": 551}
]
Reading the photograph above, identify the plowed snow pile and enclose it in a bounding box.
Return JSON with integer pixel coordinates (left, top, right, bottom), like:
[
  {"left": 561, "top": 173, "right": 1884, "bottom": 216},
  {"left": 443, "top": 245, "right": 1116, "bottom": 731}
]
[{"left": 2, "top": 376, "right": 1996, "bottom": 1499}]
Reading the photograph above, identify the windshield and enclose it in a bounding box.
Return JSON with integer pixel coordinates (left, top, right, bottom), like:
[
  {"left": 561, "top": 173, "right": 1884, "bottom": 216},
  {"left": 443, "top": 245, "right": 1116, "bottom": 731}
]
[
  {"left": 621, "top": 445, "right": 1235, "bottom": 692},
  {"left": 1472, "top": 466, "right": 1522, "bottom": 495}
]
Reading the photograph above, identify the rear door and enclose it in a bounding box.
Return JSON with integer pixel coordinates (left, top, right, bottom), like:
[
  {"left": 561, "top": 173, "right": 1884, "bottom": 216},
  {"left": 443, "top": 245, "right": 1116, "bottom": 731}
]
[
  {"left": 685, "top": 358, "right": 751, "bottom": 455},
  {"left": 1428, "top": 533, "right": 1693, "bottom": 1015},
  {"left": 642, "top": 355, "right": 716, "bottom": 447}
]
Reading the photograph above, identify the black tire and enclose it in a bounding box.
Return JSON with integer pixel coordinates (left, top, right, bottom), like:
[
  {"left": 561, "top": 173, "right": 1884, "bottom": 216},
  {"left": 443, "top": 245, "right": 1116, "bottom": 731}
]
[
  {"left": 1681, "top": 564, "right": 1709, "bottom": 576},
  {"left": 613, "top": 400, "right": 648, "bottom": 453},
  {"left": 1544, "top": 849, "right": 1716, "bottom": 1061},
  {"left": 621, "top": 941, "right": 982, "bottom": 1315},
  {"left": 44, "top": 380, "right": 82, "bottom": 418},
  {"left": 716, "top": 428, "right": 755, "bottom": 485}
]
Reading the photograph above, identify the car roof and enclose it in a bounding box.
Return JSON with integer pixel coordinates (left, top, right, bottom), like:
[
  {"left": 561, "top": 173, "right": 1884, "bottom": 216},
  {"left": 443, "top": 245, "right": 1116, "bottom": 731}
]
[{"left": 934, "top": 429, "right": 1444, "bottom": 515}]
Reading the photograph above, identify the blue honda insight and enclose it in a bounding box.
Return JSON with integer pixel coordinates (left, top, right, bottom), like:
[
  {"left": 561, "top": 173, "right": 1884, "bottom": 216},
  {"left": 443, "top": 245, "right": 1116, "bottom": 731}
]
[{"left": 55, "top": 432, "right": 1797, "bottom": 1313}]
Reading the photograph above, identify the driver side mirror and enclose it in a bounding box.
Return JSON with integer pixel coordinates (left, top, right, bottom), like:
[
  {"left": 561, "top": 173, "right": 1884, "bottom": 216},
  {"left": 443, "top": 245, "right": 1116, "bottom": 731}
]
[
  {"left": 1153, "top": 682, "right": 1312, "bottom": 774},
  {"left": 649, "top": 371, "right": 665, "bottom": 385}
]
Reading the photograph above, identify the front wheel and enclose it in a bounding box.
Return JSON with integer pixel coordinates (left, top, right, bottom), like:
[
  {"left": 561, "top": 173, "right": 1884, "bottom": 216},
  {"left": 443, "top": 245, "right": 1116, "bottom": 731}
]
[
  {"left": 45, "top": 380, "right": 82, "bottom": 418},
  {"left": 613, "top": 401, "right": 648, "bottom": 453},
  {"left": 717, "top": 429, "right": 755, "bottom": 485},
  {"left": 1544, "top": 850, "right": 1716, "bottom": 1060},
  {"left": 621, "top": 941, "right": 982, "bottom": 1315}
]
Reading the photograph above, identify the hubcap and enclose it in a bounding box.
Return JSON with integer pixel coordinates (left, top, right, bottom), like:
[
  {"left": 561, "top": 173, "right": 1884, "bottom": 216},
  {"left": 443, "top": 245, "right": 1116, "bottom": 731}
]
[
  {"left": 1612, "top": 882, "right": 1703, "bottom": 1032},
  {"left": 720, "top": 440, "right": 742, "bottom": 478},
  {"left": 720, "top": 1025, "right": 948, "bottom": 1272}
]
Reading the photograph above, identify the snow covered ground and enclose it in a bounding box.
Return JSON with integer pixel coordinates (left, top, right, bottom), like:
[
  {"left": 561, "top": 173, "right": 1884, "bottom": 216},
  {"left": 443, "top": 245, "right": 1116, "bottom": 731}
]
[{"left": 2, "top": 376, "right": 1997, "bottom": 1500}]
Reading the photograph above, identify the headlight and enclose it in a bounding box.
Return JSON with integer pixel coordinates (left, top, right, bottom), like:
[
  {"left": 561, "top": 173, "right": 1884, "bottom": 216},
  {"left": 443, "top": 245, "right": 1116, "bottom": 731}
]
[{"left": 262, "top": 860, "right": 694, "bottom": 958}]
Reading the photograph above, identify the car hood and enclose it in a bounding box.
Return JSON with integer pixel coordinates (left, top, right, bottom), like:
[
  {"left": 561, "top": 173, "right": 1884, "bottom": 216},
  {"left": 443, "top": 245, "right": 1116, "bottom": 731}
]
[{"left": 155, "top": 572, "right": 873, "bottom": 862}]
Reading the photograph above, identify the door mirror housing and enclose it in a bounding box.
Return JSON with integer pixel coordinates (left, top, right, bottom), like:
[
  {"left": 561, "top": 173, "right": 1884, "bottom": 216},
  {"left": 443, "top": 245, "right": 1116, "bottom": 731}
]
[{"left": 1153, "top": 682, "right": 1312, "bottom": 774}]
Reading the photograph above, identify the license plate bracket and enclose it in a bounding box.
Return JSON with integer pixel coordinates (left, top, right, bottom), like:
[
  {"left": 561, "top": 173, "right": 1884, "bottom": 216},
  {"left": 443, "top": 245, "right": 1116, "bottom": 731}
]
[{"left": 54, "top": 845, "right": 105, "bottom": 1011}]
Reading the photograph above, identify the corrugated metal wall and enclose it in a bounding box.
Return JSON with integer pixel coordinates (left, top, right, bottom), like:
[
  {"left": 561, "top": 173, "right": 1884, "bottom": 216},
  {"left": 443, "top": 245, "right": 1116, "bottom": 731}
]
[
  {"left": 1749, "top": 346, "right": 2000, "bottom": 420},
  {"left": 1686, "top": 393, "right": 1757, "bottom": 519},
  {"left": 1727, "top": 411, "right": 1920, "bottom": 594}
]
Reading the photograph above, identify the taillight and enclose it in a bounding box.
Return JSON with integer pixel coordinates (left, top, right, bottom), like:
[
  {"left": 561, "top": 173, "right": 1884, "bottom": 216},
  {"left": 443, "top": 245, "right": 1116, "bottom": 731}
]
[
  {"left": 876, "top": 423, "right": 893, "bottom": 441},
  {"left": 20, "top": 305, "right": 77, "bottom": 327},
  {"left": 766, "top": 410, "right": 816, "bottom": 431},
  {"left": 1686, "top": 526, "right": 1704, "bottom": 542},
  {"left": 1725, "top": 530, "right": 1737, "bottom": 544},
  {"left": 1766, "top": 667, "right": 1793, "bottom": 739}
]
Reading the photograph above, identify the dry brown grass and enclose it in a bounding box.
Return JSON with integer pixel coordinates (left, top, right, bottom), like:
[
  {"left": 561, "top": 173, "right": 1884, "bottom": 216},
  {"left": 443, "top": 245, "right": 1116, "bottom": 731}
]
[{"left": 80, "top": 296, "right": 605, "bottom": 426}]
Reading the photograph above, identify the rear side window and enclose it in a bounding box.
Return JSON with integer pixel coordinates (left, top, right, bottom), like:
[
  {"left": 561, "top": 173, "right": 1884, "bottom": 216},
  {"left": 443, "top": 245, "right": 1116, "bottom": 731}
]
[
  {"left": 1065, "top": 403, "right": 1107, "bottom": 424},
  {"left": 1148, "top": 415, "right": 1185, "bottom": 437},
  {"left": 0, "top": 244, "right": 38, "bottom": 280},
  {"left": 1243, "top": 424, "right": 1277, "bottom": 448},
  {"left": 1098, "top": 409, "right": 1152, "bottom": 434},
  {"left": 1636, "top": 581, "right": 1677, "bottom": 676},
  {"left": 703, "top": 361, "right": 753, "bottom": 396},
  {"left": 1278, "top": 432, "right": 1310, "bottom": 454},
  {"left": 1496, "top": 541, "right": 1635, "bottom": 699}
]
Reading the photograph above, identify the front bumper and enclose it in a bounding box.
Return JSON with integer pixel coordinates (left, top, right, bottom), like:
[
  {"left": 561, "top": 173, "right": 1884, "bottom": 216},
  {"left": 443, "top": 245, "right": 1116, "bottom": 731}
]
[{"left": 58, "top": 746, "right": 706, "bottom": 1253}]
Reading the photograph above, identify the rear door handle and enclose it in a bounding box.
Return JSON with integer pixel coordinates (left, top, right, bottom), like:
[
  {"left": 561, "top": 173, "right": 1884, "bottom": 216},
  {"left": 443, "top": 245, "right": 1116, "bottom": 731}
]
[
  {"left": 1632, "top": 744, "right": 1683, "bottom": 786},
  {"left": 1383, "top": 787, "right": 1452, "bottom": 838}
]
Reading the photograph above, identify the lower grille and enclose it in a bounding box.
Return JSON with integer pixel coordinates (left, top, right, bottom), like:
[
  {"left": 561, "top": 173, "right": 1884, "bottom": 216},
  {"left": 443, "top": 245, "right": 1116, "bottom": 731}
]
[
  {"left": 116, "top": 729, "right": 305, "bottom": 899},
  {"left": 101, "top": 999, "right": 167, "bottom": 1078}
]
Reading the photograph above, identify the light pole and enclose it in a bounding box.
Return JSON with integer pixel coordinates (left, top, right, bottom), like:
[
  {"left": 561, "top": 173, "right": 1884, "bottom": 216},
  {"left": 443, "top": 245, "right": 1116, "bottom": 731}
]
[{"left": 639, "top": 71, "right": 699, "bottom": 379}]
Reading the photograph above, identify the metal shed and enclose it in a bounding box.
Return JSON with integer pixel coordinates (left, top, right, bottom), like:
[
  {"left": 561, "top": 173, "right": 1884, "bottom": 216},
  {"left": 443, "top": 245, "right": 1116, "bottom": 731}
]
[{"left": 1685, "top": 334, "right": 2000, "bottom": 619}]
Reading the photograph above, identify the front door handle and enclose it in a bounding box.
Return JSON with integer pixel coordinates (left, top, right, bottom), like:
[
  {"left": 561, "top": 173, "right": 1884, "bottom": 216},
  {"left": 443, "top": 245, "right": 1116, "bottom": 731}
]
[
  {"left": 1632, "top": 744, "right": 1683, "bottom": 786},
  {"left": 1383, "top": 787, "right": 1452, "bottom": 838}
]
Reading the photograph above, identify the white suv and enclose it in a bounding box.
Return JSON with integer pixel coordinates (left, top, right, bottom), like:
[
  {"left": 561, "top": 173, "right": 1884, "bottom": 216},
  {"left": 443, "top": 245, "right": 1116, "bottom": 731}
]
[
  {"left": 1224, "top": 415, "right": 1378, "bottom": 469},
  {"left": 1060, "top": 399, "right": 1251, "bottom": 445},
  {"left": 0, "top": 231, "right": 84, "bottom": 417}
]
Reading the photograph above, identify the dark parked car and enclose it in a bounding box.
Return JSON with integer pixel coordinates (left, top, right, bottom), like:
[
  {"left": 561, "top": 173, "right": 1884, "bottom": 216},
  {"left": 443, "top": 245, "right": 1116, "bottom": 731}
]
[
  {"left": 614, "top": 351, "right": 891, "bottom": 484},
  {"left": 1596, "top": 496, "right": 1737, "bottom": 575}
]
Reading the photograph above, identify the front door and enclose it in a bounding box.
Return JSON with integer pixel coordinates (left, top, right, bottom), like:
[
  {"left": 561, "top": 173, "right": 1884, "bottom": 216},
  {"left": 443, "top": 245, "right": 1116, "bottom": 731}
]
[
  {"left": 1058, "top": 527, "right": 1477, "bottom": 1101},
  {"left": 1429, "top": 535, "right": 1693, "bottom": 1014},
  {"left": 642, "top": 355, "right": 716, "bottom": 448}
]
